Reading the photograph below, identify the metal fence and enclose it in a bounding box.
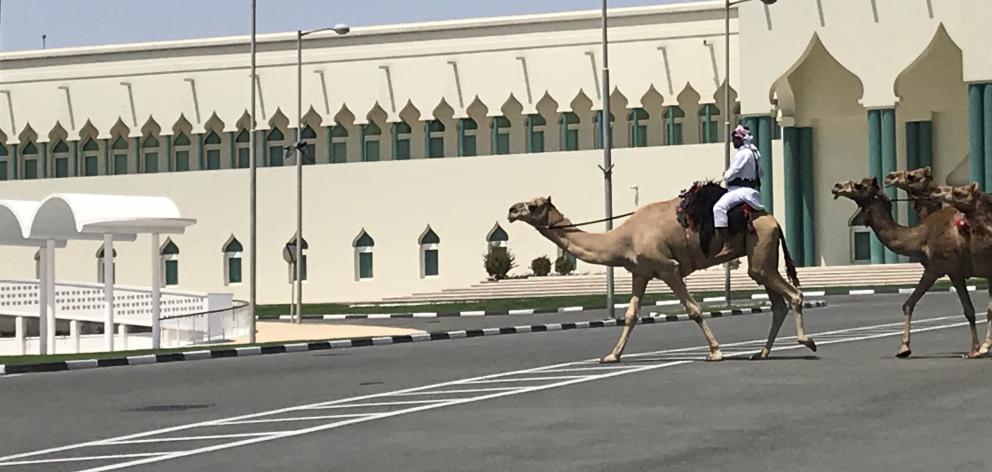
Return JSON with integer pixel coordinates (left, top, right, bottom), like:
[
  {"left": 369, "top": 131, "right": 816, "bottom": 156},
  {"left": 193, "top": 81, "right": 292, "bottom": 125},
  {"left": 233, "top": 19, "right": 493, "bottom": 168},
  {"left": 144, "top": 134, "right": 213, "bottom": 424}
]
[{"left": 160, "top": 300, "right": 251, "bottom": 348}]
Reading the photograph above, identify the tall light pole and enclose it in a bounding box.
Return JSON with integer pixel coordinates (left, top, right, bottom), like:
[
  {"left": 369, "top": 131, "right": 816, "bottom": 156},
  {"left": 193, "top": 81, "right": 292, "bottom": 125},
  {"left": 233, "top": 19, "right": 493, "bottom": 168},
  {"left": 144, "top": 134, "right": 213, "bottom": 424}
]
[
  {"left": 293, "top": 24, "right": 350, "bottom": 324},
  {"left": 248, "top": 0, "right": 257, "bottom": 343},
  {"left": 601, "top": 0, "right": 616, "bottom": 320},
  {"left": 723, "top": 0, "right": 777, "bottom": 307}
]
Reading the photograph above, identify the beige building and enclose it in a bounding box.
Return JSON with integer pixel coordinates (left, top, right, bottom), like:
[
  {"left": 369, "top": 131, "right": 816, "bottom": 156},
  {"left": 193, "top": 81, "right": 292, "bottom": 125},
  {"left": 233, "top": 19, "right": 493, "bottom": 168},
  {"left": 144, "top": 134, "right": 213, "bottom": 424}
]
[{"left": 0, "top": 0, "right": 989, "bottom": 303}]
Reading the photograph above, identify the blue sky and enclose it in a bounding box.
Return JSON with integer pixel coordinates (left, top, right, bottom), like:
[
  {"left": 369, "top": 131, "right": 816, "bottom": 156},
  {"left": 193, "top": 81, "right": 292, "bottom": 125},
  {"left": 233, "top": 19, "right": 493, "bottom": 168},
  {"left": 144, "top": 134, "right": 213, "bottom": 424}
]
[{"left": 0, "top": 0, "right": 701, "bottom": 52}]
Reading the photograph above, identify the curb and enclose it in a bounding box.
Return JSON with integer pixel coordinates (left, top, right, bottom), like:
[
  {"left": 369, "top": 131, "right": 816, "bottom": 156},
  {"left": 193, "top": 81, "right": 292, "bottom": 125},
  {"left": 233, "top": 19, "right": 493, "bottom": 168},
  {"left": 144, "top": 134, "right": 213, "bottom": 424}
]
[
  {"left": 0, "top": 301, "right": 826, "bottom": 376},
  {"left": 265, "top": 284, "right": 964, "bottom": 321}
]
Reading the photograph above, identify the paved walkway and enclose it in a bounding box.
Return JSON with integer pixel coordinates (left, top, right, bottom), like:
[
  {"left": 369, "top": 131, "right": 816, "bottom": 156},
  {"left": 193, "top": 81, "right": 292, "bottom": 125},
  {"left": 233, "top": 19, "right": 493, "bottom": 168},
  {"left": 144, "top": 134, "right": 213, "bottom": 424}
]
[{"left": 235, "top": 321, "right": 424, "bottom": 344}]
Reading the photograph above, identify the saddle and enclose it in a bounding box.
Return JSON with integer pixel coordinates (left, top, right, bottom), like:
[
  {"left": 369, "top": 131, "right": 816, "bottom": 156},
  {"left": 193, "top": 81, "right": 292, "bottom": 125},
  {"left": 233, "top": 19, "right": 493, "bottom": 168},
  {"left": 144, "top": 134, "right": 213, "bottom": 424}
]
[{"left": 676, "top": 181, "right": 758, "bottom": 256}]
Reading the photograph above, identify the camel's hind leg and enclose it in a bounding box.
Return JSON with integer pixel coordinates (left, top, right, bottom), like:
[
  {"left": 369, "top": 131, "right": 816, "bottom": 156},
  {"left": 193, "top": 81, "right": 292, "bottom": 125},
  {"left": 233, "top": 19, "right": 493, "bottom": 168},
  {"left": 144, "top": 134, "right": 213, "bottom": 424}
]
[
  {"left": 897, "top": 271, "right": 940, "bottom": 358},
  {"left": 980, "top": 283, "right": 992, "bottom": 355},
  {"left": 600, "top": 274, "right": 649, "bottom": 364},
  {"left": 665, "top": 274, "right": 723, "bottom": 361},
  {"left": 746, "top": 220, "right": 815, "bottom": 358},
  {"left": 949, "top": 277, "right": 980, "bottom": 358}
]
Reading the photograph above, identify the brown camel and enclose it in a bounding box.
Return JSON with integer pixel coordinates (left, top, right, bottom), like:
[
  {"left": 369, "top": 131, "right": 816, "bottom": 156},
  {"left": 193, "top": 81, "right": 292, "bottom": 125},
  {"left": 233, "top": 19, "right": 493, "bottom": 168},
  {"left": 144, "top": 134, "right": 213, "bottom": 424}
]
[
  {"left": 884, "top": 167, "right": 943, "bottom": 220},
  {"left": 931, "top": 183, "right": 992, "bottom": 354},
  {"left": 507, "top": 194, "right": 816, "bottom": 363},
  {"left": 832, "top": 178, "right": 982, "bottom": 358}
]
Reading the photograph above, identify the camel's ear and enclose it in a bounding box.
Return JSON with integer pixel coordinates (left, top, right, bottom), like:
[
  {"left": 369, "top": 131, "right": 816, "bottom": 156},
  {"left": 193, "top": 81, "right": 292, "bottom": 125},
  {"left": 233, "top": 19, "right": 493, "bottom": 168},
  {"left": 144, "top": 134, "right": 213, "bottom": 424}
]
[
  {"left": 970, "top": 182, "right": 980, "bottom": 193},
  {"left": 924, "top": 166, "right": 932, "bottom": 174},
  {"left": 870, "top": 177, "right": 879, "bottom": 188},
  {"left": 546, "top": 196, "right": 552, "bottom": 205}
]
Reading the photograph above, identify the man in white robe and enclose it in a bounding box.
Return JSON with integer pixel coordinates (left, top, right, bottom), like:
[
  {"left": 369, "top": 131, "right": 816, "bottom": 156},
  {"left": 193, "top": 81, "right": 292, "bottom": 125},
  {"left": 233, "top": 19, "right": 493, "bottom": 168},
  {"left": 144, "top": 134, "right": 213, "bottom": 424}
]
[{"left": 712, "top": 125, "right": 765, "bottom": 257}]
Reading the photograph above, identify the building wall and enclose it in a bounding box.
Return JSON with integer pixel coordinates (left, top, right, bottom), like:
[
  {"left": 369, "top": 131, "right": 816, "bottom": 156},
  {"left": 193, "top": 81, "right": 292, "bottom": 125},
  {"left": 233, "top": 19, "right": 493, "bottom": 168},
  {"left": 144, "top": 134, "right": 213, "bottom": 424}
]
[{"left": 0, "top": 144, "right": 729, "bottom": 304}]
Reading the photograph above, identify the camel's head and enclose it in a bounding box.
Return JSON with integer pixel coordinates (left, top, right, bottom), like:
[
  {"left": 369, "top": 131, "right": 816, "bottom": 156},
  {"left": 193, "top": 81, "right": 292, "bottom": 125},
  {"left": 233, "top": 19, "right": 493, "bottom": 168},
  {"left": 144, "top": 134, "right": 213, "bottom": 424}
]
[
  {"left": 508, "top": 196, "right": 556, "bottom": 226},
  {"left": 832, "top": 177, "right": 883, "bottom": 203},
  {"left": 884, "top": 167, "right": 932, "bottom": 194},
  {"left": 933, "top": 183, "right": 981, "bottom": 212}
]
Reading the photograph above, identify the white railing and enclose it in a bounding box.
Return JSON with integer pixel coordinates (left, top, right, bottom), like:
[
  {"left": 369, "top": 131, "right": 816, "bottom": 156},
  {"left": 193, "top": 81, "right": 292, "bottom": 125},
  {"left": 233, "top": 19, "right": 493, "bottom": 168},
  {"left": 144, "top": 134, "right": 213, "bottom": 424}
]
[
  {"left": 0, "top": 279, "right": 208, "bottom": 324},
  {"left": 160, "top": 295, "right": 252, "bottom": 347}
]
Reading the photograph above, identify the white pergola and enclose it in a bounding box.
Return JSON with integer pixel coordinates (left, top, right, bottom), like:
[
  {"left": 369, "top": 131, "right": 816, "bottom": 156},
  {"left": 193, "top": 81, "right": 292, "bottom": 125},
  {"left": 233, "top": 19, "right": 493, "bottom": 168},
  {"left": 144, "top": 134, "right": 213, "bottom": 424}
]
[
  {"left": 0, "top": 200, "right": 67, "bottom": 354},
  {"left": 21, "top": 193, "right": 196, "bottom": 354}
]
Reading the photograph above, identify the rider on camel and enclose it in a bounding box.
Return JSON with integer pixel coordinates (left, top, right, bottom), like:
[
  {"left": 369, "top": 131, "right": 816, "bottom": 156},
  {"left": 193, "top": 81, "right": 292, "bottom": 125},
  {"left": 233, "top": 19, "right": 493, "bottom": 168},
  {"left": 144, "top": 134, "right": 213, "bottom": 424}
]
[{"left": 712, "top": 124, "right": 764, "bottom": 258}]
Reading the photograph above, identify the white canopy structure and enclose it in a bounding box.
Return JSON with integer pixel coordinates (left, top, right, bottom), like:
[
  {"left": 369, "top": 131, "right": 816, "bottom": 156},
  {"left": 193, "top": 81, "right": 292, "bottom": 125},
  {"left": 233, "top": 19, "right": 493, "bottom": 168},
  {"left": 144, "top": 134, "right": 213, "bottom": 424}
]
[
  {"left": 0, "top": 201, "right": 68, "bottom": 354},
  {"left": 0, "top": 194, "right": 196, "bottom": 355}
]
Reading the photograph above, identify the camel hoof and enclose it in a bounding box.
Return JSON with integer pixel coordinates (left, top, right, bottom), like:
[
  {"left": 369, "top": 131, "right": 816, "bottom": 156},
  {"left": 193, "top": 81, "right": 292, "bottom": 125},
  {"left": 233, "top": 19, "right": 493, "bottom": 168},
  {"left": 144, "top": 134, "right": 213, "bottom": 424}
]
[
  {"left": 799, "top": 337, "right": 817, "bottom": 352},
  {"left": 895, "top": 348, "right": 912, "bottom": 359},
  {"left": 749, "top": 349, "right": 769, "bottom": 361},
  {"left": 965, "top": 351, "right": 983, "bottom": 359},
  {"left": 600, "top": 354, "right": 620, "bottom": 364},
  {"left": 706, "top": 351, "right": 724, "bottom": 362},
  {"left": 979, "top": 345, "right": 991, "bottom": 356}
]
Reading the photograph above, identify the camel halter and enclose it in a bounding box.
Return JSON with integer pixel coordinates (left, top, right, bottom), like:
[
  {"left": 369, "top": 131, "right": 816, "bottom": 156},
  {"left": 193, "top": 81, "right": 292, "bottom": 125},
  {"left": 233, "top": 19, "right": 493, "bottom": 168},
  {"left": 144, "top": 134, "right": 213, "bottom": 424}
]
[{"left": 542, "top": 211, "right": 635, "bottom": 230}]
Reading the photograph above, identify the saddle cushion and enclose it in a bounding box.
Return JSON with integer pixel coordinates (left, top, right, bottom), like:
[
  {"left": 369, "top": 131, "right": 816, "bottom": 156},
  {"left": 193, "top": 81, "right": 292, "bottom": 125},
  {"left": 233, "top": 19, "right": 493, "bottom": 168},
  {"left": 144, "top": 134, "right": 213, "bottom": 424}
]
[{"left": 677, "top": 181, "right": 756, "bottom": 255}]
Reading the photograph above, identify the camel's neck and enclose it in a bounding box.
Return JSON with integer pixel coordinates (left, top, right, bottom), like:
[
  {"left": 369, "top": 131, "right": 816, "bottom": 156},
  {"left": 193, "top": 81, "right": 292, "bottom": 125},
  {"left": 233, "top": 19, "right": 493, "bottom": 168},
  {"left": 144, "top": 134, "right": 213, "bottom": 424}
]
[
  {"left": 906, "top": 187, "right": 943, "bottom": 220},
  {"left": 536, "top": 215, "right": 627, "bottom": 267},
  {"left": 862, "top": 197, "right": 927, "bottom": 256}
]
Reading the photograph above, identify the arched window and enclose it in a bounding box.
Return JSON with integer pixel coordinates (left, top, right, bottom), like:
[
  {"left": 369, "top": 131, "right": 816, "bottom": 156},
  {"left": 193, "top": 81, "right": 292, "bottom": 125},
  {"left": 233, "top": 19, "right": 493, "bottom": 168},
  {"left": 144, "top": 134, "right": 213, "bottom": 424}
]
[
  {"left": 0, "top": 143, "right": 8, "bottom": 180},
  {"left": 699, "top": 104, "right": 720, "bottom": 144},
  {"left": 362, "top": 123, "right": 381, "bottom": 162},
  {"left": 487, "top": 223, "right": 509, "bottom": 248},
  {"left": 664, "top": 106, "right": 685, "bottom": 146},
  {"left": 526, "top": 115, "right": 546, "bottom": 153},
  {"left": 267, "top": 128, "right": 285, "bottom": 167},
  {"left": 235, "top": 129, "right": 250, "bottom": 168},
  {"left": 393, "top": 122, "right": 412, "bottom": 160},
  {"left": 299, "top": 125, "right": 317, "bottom": 165},
  {"left": 458, "top": 118, "right": 478, "bottom": 157},
  {"left": 96, "top": 246, "right": 117, "bottom": 284},
  {"left": 354, "top": 230, "right": 375, "bottom": 280},
  {"left": 160, "top": 239, "right": 180, "bottom": 287},
  {"left": 426, "top": 120, "right": 445, "bottom": 158},
  {"left": 52, "top": 140, "right": 70, "bottom": 178},
  {"left": 82, "top": 138, "right": 100, "bottom": 176},
  {"left": 111, "top": 136, "right": 129, "bottom": 175},
  {"left": 593, "top": 111, "right": 615, "bottom": 150},
  {"left": 21, "top": 142, "right": 38, "bottom": 179},
  {"left": 284, "top": 234, "right": 308, "bottom": 282},
  {"left": 559, "top": 113, "right": 580, "bottom": 151},
  {"left": 628, "top": 109, "right": 649, "bottom": 148},
  {"left": 143, "top": 135, "right": 160, "bottom": 173},
  {"left": 173, "top": 133, "right": 191, "bottom": 172},
  {"left": 223, "top": 237, "right": 243, "bottom": 285},
  {"left": 204, "top": 131, "right": 222, "bottom": 170},
  {"left": 491, "top": 117, "right": 511, "bottom": 155},
  {"left": 330, "top": 126, "right": 348, "bottom": 164},
  {"left": 419, "top": 226, "right": 441, "bottom": 278}
]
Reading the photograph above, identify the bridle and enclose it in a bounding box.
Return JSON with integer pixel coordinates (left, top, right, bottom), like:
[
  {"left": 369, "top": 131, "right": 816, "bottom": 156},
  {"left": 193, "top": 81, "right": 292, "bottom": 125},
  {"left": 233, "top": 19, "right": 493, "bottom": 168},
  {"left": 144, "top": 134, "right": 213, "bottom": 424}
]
[{"left": 539, "top": 211, "right": 636, "bottom": 230}]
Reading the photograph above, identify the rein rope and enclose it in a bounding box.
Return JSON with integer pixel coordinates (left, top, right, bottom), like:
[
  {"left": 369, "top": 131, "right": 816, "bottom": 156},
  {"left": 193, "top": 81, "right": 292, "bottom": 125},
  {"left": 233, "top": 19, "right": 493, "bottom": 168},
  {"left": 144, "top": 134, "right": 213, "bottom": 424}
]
[{"left": 543, "top": 211, "right": 636, "bottom": 230}]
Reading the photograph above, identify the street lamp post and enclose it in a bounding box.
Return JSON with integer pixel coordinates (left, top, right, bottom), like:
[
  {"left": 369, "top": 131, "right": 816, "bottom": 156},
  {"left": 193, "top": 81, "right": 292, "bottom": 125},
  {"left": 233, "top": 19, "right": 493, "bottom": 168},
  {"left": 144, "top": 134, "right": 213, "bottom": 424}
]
[
  {"left": 293, "top": 24, "right": 350, "bottom": 324},
  {"left": 722, "top": 0, "right": 777, "bottom": 308},
  {"left": 600, "top": 0, "right": 616, "bottom": 320},
  {"left": 248, "top": 0, "right": 257, "bottom": 343}
]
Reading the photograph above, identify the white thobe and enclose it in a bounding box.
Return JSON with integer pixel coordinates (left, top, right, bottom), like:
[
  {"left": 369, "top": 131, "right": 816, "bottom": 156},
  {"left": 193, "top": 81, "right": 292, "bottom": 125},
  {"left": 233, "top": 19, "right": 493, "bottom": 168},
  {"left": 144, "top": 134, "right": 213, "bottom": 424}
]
[{"left": 713, "top": 144, "right": 765, "bottom": 228}]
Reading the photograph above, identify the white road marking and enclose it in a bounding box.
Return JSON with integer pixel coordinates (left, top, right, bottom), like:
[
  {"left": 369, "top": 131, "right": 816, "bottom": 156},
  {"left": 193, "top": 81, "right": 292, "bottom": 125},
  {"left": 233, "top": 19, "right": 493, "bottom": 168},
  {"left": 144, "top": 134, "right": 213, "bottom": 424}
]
[
  {"left": 102, "top": 433, "right": 278, "bottom": 445},
  {"left": 0, "top": 453, "right": 166, "bottom": 467},
  {"left": 0, "top": 314, "right": 976, "bottom": 471},
  {"left": 305, "top": 400, "right": 444, "bottom": 409}
]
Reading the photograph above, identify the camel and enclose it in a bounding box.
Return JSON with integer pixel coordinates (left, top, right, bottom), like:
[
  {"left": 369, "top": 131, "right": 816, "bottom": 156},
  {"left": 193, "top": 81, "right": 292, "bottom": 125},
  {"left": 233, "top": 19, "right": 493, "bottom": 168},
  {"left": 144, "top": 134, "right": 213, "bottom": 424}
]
[
  {"left": 832, "top": 177, "right": 982, "bottom": 358},
  {"left": 507, "top": 191, "right": 817, "bottom": 363},
  {"left": 884, "top": 167, "right": 943, "bottom": 220},
  {"left": 931, "top": 183, "right": 992, "bottom": 354}
]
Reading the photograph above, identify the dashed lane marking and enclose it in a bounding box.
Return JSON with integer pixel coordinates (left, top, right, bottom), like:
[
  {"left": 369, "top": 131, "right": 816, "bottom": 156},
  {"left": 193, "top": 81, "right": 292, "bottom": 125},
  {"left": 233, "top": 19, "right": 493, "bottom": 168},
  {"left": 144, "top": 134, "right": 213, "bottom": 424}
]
[{"left": 0, "top": 314, "right": 974, "bottom": 471}]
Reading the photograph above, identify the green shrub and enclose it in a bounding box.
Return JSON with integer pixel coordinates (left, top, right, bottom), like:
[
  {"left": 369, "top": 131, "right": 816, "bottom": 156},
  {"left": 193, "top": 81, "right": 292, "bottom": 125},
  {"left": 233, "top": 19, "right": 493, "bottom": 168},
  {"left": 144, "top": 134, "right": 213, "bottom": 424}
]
[
  {"left": 484, "top": 246, "right": 516, "bottom": 281},
  {"left": 531, "top": 256, "right": 552, "bottom": 276},
  {"left": 555, "top": 254, "right": 576, "bottom": 276}
]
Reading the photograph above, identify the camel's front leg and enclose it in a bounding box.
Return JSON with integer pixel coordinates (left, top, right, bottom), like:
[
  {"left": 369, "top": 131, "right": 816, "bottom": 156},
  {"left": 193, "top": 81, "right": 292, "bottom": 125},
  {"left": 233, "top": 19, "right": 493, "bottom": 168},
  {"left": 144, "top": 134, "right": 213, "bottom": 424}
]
[
  {"left": 897, "top": 271, "right": 940, "bottom": 358},
  {"left": 950, "top": 277, "right": 980, "bottom": 358},
  {"left": 666, "top": 275, "right": 723, "bottom": 361},
  {"left": 600, "top": 275, "right": 649, "bottom": 364}
]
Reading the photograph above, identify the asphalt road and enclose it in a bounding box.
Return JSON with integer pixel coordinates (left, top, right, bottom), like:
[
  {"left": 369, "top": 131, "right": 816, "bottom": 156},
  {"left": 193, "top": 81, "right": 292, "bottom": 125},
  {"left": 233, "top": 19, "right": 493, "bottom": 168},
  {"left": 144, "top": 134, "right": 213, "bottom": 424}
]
[{"left": 0, "top": 292, "right": 989, "bottom": 471}]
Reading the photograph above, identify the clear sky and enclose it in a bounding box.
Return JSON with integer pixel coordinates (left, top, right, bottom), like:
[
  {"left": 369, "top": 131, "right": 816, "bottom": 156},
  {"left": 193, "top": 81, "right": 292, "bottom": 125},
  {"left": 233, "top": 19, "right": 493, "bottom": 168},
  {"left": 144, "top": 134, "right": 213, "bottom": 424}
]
[{"left": 0, "top": 0, "right": 702, "bottom": 52}]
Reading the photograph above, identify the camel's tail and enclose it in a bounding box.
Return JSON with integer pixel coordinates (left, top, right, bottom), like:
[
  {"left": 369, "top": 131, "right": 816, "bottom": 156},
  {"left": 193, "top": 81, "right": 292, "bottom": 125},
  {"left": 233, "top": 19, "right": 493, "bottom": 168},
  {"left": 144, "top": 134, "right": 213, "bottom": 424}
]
[{"left": 779, "top": 228, "right": 801, "bottom": 287}]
